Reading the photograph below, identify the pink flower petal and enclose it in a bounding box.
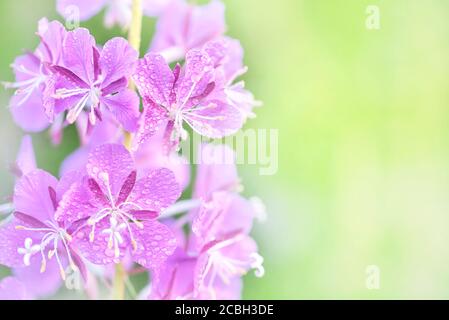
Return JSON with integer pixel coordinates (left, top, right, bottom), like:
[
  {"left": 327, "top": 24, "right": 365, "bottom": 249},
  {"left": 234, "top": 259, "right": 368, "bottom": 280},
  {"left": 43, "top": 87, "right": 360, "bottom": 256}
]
[
  {"left": 133, "top": 53, "right": 174, "bottom": 106},
  {"left": 73, "top": 220, "right": 128, "bottom": 265},
  {"left": 129, "top": 168, "right": 180, "bottom": 212},
  {"left": 86, "top": 144, "right": 134, "bottom": 197},
  {"left": 63, "top": 28, "right": 96, "bottom": 84},
  {"left": 133, "top": 100, "right": 169, "bottom": 150},
  {"left": 100, "top": 37, "right": 137, "bottom": 88},
  {"left": 101, "top": 89, "right": 140, "bottom": 132},
  {"left": 55, "top": 178, "right": 100, "bottom": 224},
  {"left": 183, "top": 99, "right": 243, "bottom": 138},
  {"left": 130, "top": 220, "right": 177, "bottom": 269},
  {"left": 13, "top": 170, "right": 58, "bottom": 222}
]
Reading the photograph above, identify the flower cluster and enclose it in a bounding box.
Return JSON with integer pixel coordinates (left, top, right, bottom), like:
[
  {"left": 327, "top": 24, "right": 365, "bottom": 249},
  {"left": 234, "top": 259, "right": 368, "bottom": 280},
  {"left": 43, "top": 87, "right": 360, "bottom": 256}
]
[{"left": 0, "top": 0, "right": 263, "bottom": 300}]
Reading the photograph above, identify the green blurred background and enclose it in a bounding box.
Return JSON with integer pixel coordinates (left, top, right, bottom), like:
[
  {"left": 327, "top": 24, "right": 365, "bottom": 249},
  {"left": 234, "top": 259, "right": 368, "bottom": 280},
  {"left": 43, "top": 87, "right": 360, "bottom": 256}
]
[{"left": 2, "top": 0, "right": 449, "bottom": 299}]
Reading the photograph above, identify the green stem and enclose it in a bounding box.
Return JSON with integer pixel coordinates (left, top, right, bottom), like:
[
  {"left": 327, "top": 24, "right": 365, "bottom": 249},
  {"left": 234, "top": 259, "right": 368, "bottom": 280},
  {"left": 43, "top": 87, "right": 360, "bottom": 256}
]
[{"left": 112, "top": 263, "right": 126, "bottom": 300}]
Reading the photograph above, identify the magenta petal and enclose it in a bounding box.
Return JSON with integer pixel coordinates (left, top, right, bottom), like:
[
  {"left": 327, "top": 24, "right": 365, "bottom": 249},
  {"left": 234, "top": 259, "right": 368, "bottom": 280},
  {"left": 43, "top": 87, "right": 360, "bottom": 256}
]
[
  {"left": 192, "top": 192, "right": 231, "bottom": 244},
  {"left": 14, "top": 170, "right": 58, "bottom": 222},
  {"left": 8, "top": 53, "right": 50, "bottom": 132},
  {"left": 150, "top": 0, "right": 226, "bottom": 59},
  {"left": 129, "top": 210, "right": 158, "bottom": 220},
  {"left": 100, "top": 37, "right": 137, "bottom": 88},
  {"left": 194, "top": 234, "right": 257, "bottom": 298},
  {"left": 131, "top": 220, "right": 177, "bottom": 269},
  {"left": 14, "top": 135, "right": 37, "bottom": 177},
  {"left": 87, "top": 178, "right": 109, "bottom": 207},
  {"left": 13, "top": 257, "right": 62, "bottom": 298},
  {"left": 55, "top": 178, "right": 100, "bottom": 224},
  {"left": 0, "top": 219, "right": 39, "bottom": 268},
  {"left": 86, "top": 144, "right": 134, "bottom": 197},
  {"left": 101, "top": 77, "right": 128, "bottom": 95},
  {"left": 186, "top": 0, "right": 226, "bottom": 49},
  {"left": 10, "top": 90, "right": 50, "bottom": 132},
  {"left": 73, "top": 220, "right": 128, "bottom": 265},
  {"left": 56, "top": 169, "right": 85, "bottom": 198},
  {"left": 133, "top": 53, "right": 174, "bottom": 106},
  {"left": 133, "top": 100, "right": 168, "bottom": 150},
  {"left": 63, "top": 28, "right": 96, "bottom": 84},
  {"left": 117, "top": 171, "right": 137, "bottom": 205},
  {"left": 101, "top": 89, "right": 140, "bottom": 132},
  {"left": 129, "top": 168, "right": 180, "bottom": 212},
  {"left": 150, "top": 0, "right": 189, "bottom": 53},
  {"left": 36, "top": 18, "right": 67, "bottom": 64},
  {"left": 14, "top": 212, "right": 49, "bottom": 230},
  {"left": 193, "top": 193, "right": 255, "bottom": 246},
  {"left": 150, "top": 249, "right": 196, "bottom": 300},
  {"left": 0, "top": 277, "right": 29, "bottom": 300},
  {"left": 183, "top": 100, "right": 243, "bottom": 138},
  {"left": 175, "top": 48, "right": 215, "bottom": 103},
  {"left": 57, "top": 0, "right": 107, "bottom": 21}
]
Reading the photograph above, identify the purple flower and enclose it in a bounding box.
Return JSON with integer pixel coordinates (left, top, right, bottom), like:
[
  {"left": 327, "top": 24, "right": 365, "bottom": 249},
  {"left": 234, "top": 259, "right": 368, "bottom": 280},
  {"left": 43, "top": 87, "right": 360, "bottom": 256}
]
[
  {"left": 4, "top": 18, "right": 66, "bottom": 132},
  {"left": 150, "top": 144, "right": 264, "bottom": 300},
  {"left": 213, "top": 38, "right": 262, "bottom": 120},
  {"left": 190, "top": 145, "right": 264, "bottom": 298},
  {"left": 55, "top": 144, "right": 180, "bottom": 269},
  {"left": 0, "top": 169, "right": 87, "bottom": 291},
  {"left": 190, "top": 192, "right": 264, "bottom": 299},
  {"left": 132, "top": 41, "right": 246, "bottom": 151},
  {"left": 45, "top": 28, "right": 140, "bottom": 132},
  {"left": 150, "top": 192, "right": 263, "bottom": 300},
  {"left": 57, "top": 0, "right": 170, "bottom": 29},
  {"left": 150, "top": 0, "right": 226, "bottom": 63}
]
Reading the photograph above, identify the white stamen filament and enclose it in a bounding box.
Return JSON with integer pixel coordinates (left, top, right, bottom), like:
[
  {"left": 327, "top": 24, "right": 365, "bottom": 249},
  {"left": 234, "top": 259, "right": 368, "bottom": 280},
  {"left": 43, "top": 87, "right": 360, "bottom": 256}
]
[
  {"left": 55, "top": 85, "right": 101, "bottom": 125},
  {"left": 15, "top": 221, "right": 75, "bottom": 280},
  {"left": 3, "top": 63, "right": 45, "bottom": 106},
  {"left": 66, "top": 93, "right": 90, "bottom": 124}
]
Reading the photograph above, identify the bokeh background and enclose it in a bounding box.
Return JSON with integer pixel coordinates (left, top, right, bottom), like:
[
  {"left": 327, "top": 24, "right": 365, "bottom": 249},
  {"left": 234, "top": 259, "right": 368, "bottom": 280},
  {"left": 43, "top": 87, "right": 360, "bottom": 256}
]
[{"left": 1, "top": 0, "right": 449, "bottom": 299}]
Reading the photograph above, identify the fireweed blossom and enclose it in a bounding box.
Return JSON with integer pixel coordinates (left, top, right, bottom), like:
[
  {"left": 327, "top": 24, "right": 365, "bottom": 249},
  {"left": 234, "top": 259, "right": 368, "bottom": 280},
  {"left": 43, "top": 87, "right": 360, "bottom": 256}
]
[
  {"left": 189, "top": 146, "right": 265, "bottom": 298},
  {"left": 57, "top": 0, "right": 169, "bottom": 29},
  {"left": 3, "top": 18, "right": 66, "bottom": 133},
  {"left": 1, "top": 0, "right": 264, "bottom": 301},
  {"left": 45, "top": 28, "right": 140, "bottom": 132},
  {"left": 150, "top": 192, "right": 264, "bottom": 300},
  {"left": 0, "top": 169, "right": 88, "bottom": 287},
  {"left": 55, "top": 144, "right": 180, "bottom": 269},
  {"left": 150, "top": 0, "right": 226, "bottom": 63},
  {"left": 149, "top": 145, "right": 264, "bottom": 300},
  {"left": 132, "top": 39, "right": 257, "bottom": 151}
]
